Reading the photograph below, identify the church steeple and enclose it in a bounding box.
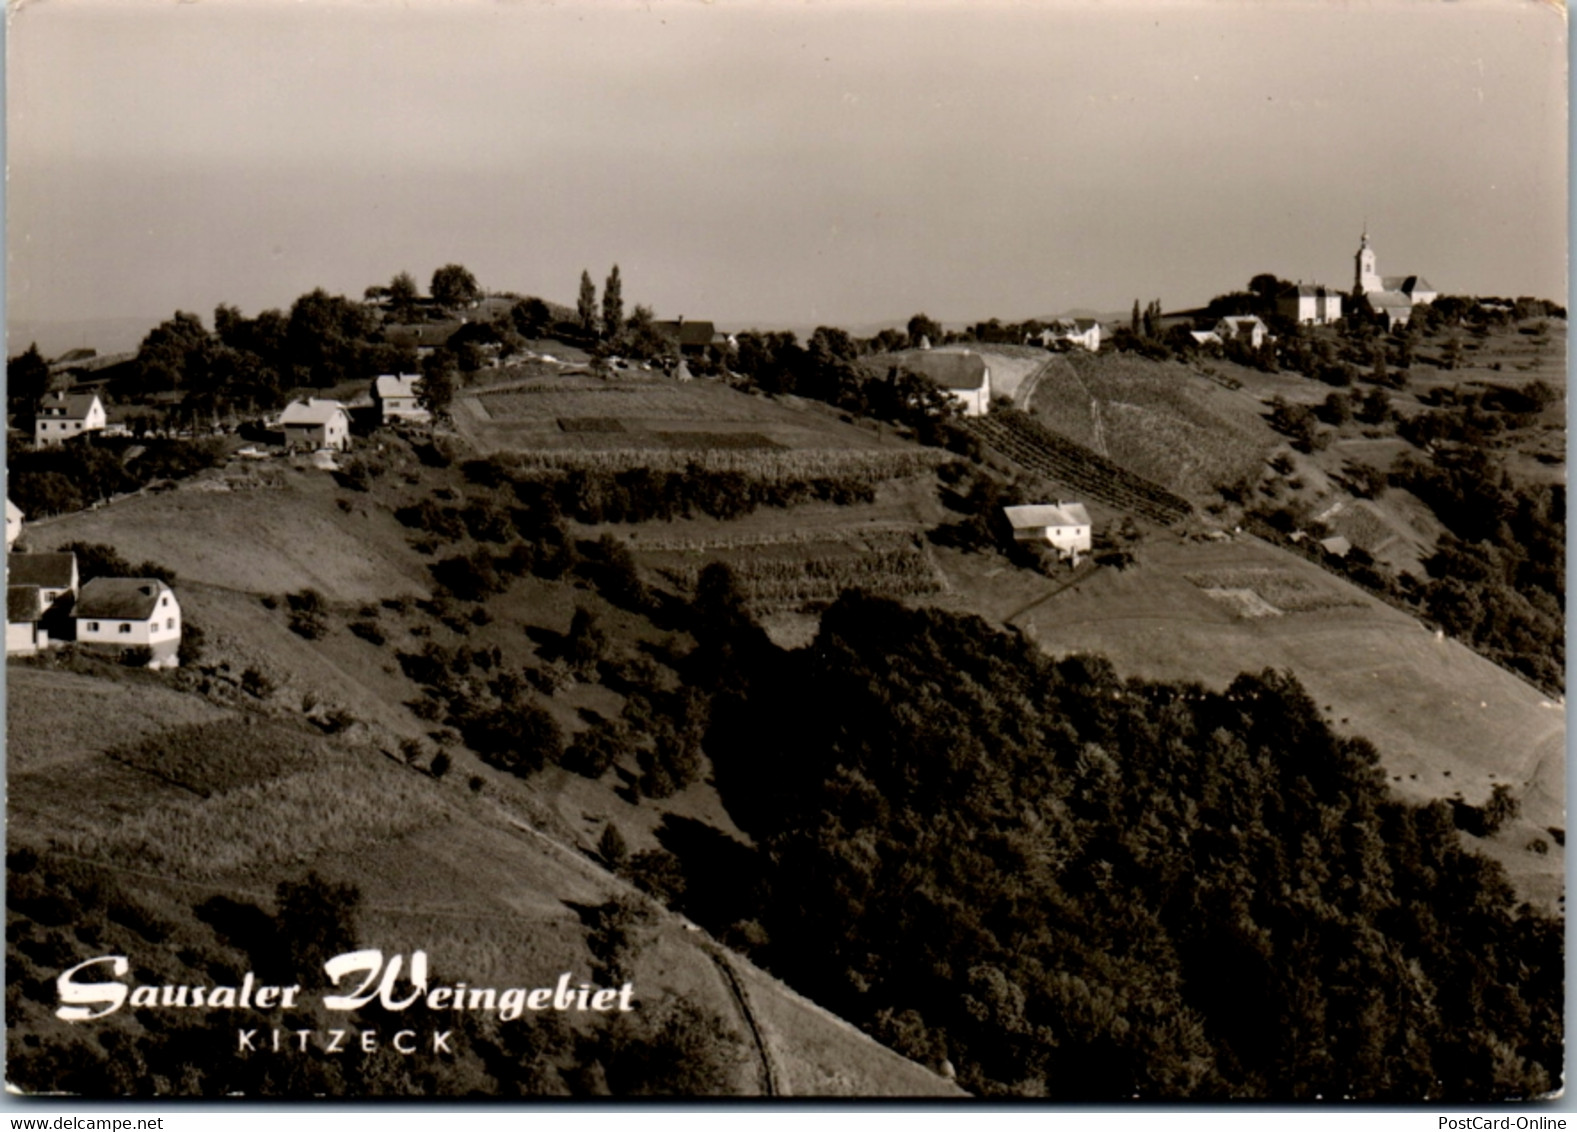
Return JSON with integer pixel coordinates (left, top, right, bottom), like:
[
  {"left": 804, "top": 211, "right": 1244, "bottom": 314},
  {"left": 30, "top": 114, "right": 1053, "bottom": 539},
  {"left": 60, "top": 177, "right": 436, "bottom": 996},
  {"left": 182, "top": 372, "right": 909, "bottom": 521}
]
[{"left": 1355, "top": 228, "right": 1381, "bottom": 295}]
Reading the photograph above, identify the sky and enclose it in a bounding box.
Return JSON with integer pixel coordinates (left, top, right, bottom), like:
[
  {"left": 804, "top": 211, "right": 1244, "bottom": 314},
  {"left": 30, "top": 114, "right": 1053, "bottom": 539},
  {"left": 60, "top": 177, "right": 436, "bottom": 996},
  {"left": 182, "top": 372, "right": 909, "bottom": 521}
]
[{"left": 5, "top": 0, "right": 1569, "bottom": 352}]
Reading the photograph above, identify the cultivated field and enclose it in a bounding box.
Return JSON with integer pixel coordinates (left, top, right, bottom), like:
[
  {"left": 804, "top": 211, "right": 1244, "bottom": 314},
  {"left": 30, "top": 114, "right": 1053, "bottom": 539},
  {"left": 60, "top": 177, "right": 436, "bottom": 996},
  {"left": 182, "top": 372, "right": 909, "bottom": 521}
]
[{"left": 930, "top": 531, "right": 1565, "bottom": 911}]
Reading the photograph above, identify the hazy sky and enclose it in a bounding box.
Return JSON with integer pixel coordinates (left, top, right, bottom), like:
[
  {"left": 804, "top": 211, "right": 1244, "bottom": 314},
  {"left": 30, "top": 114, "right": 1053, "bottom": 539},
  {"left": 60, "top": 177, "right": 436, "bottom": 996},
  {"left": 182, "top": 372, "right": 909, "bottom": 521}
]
[{"left": 6, "top": 0, "right": 1568, "bottom": 346}]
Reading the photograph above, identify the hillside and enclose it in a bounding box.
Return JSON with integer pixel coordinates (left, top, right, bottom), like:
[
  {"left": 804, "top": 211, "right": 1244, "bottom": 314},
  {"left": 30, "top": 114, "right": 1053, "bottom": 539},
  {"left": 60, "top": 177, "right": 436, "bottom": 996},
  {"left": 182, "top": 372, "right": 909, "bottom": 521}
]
[
  {"left": 8, "top": 341, "right": 1562, "bottom": 1096},
  {"left": 8, "top": 400, "right": 965, "bottom": 1097}
]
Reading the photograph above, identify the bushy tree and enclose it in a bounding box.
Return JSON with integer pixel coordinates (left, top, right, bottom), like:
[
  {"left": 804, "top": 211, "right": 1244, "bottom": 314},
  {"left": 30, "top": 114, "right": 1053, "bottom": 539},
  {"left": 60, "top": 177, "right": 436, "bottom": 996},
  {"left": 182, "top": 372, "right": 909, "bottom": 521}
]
[
  {"left": 431, "top": 264, "right": 480, "bottom": 309},
  {"left": 7, "top": 343, "right": 51, "bottom": 410},
  {"left": 602, "top": 265, "right": 624, "bottom": 340}
]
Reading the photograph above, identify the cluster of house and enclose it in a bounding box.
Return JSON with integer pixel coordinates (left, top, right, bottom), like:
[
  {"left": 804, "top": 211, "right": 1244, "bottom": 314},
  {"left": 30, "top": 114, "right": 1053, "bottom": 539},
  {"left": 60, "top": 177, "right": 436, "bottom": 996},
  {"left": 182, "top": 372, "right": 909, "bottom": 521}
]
[
  {"left": 1274, "top": 231, "right": 1435, "bottom": 330},
  {"left": 4, "top": 502, "right": 183, "bottom": 666}
]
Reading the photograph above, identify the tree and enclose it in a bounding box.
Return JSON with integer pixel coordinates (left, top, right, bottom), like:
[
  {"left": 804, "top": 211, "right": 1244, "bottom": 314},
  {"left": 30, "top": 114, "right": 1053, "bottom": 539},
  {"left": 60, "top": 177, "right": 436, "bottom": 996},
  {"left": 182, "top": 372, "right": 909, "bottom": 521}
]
[
  {"left": 599, "top": 824, "right": 629, "bottom": 868},
  {"left": 274, "top": 872, "right": 362, "bottom": 989},
  {"left": 564, "top": 605, "right": 608, "bottom": 679},
  {"left": 907, "top": 313, "right": 941, "bottom": 349},
  {"left": 602, "top": 265, "right": 624, "bottom": 340},
  {"left": 512, "top": 297, "right": 552, "bottom": 339},
  {"left": 430, "top": 264, "right": 480, "bottom": 309},
  {"left": 387, "top": 271, "right": 419, "bottom": 318},
  {"left": 1131, "top": 299, "right": 1142, "bottom": 336},
  {"left": 418, "top": 350, "right": 457, "bottom": 422},
  {"left": 577, "top": 271, "right": 598, "bottom": 338},
  {"left": 7, "top": 343, "right": 51, "bottom": 410}
]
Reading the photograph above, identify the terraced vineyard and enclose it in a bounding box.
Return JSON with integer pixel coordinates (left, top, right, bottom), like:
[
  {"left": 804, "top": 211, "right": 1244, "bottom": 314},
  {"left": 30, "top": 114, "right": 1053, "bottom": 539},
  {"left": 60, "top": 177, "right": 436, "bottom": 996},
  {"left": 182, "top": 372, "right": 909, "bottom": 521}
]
[{"left": 969, "top": 410, "right": 1193, "bottom": 524}]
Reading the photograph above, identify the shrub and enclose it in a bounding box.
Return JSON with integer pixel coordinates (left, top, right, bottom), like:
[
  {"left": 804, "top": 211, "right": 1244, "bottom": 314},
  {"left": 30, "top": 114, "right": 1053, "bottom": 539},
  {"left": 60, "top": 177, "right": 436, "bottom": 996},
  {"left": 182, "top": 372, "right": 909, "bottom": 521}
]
[
  {"left": 463, "top": 702, "right": 565, "bottom": 778},
  {"left": 429, "top": 752, "right": 451, "bottom": 780},
  {"left": 348, "top": 620, "right": 386, "bottom": 645},
  {"left": 120, "top": 646, "right": 154, "bottom": 668},
  {"left": 241, "top": 667, "right": 274, "bottom": 698},
  {"left": 288, "top": 610, "right": 328, "bottom": 640},
  {"left": 563, "top": 719, "right": 633, "bottom": 779}
]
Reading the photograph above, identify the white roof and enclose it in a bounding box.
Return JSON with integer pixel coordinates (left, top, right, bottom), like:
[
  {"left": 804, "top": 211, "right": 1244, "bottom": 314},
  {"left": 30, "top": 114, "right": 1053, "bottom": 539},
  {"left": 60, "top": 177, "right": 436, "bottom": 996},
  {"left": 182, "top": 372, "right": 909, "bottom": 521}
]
[
  {"left": 280, "top": 398, "right": 349, "bottom": 426},
  {"left": 1004, "top": 502, "right": 1091, "bottom": 529},
  {"left": 374, "top": 374, "right": 422, "bottom": 399}
]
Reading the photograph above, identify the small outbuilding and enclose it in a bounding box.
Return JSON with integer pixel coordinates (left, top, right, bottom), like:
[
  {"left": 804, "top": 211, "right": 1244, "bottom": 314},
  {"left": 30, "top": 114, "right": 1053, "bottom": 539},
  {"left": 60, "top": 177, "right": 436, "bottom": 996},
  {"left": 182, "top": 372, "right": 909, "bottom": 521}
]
[
  {"left": 1003, "top": 502, "right": 1093, "bottom": 562},
  {"left": 6, "top": 586, "right": 49, "bottom": 655}
]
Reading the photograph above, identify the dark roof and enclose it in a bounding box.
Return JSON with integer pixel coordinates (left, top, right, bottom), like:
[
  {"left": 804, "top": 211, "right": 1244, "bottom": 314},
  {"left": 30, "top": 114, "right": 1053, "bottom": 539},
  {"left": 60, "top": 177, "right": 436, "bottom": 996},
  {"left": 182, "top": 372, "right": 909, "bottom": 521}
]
[
  {"left": 892, "top": 350, "right": 989, "bottom": 391},
  {"left": 1282, "top": 283, "right": 1341, "bottom": 298},
  {"left": 652, "top": 320, "right": 716, "bottom": 348},
  {"left": 7, "top": 586, "right": 42, "bottom": 623},
  {"left": 36, "top": 392, "right": 101, "bottom": 419},
  {"left": 1382, "top": 275, "right": 1435, "bottom": 295},
  {"left": 1366, "top": 290, "right": 1414, "bottom": 310},
  {"left": 8, "top": 552, "right": 76, "bottom": 589},
  {"left": 75, "top": 577, "right": 172, "bottom": 621}
]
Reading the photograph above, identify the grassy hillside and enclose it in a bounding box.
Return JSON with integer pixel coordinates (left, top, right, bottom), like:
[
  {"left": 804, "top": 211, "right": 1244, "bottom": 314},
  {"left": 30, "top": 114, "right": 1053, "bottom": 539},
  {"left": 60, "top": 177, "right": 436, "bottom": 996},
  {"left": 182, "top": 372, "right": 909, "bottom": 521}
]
[{"left": 8, "top": 424, "right": 963, "bottom": 1097}]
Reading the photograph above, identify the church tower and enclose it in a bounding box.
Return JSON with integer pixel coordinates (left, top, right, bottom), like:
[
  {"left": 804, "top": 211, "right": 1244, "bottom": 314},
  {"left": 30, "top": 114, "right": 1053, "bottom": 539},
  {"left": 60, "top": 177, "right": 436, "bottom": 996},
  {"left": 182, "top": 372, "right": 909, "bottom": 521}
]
[{"left": 1355, "top": 229, "right": 1382, "bottom": 295}]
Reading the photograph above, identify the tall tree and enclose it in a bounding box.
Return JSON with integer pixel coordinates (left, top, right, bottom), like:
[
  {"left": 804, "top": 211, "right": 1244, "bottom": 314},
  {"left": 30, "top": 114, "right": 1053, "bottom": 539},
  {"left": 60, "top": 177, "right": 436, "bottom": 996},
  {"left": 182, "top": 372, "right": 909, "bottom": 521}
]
[
  {"left": 602, "top": 265, "right": 624, "bottom": 340},
  {"left": 906, "top": 313, "right": 940, "bottom": 349},
  {"left": 430, "top": 264, "right": 480, "bottom": 309},
  {"left": 1131, "top": 299, "right": 1142, "bottom": 336},
  {"left": 387, "top": 271, "right": 419, "bottom": 318},
  {"left": 7, "top": 343, "right": 51, "bottom": 410},
  {"left": 577, "top": 271, "right": 598, "bottom": 338},
  {"left": 419, "top": 349, "right": 458, "bottom": 423}
]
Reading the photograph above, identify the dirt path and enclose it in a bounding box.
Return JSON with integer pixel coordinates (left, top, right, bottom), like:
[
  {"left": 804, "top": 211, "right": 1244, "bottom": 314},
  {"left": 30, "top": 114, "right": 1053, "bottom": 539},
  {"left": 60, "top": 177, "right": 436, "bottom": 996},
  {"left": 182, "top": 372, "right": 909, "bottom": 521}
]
[{"left": 700, "top": 943, "right": 783, "bottom": 1096}]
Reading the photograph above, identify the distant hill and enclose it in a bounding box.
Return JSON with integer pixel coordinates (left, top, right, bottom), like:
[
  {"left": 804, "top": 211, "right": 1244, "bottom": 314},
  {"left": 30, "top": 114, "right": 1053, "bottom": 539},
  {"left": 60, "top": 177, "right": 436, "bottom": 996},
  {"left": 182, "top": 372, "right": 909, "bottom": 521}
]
[{"left": 9, "top": 315, "right": 164, "bottom": 359}]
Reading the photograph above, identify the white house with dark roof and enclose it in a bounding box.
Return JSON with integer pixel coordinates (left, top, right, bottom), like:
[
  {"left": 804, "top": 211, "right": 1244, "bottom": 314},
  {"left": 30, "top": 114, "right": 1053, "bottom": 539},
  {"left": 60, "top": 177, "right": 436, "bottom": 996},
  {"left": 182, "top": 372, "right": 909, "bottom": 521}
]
[
  {"left": 893, "top": 349, "right": 993, "bottom": 417},
  {"left": 1037, "top": 319, "right": 1102, "bottom": 352},
  {"left": 371, "top": 374, "right": 429, "bottom": 424},
  {"left": 6, "top": 587, "right": 50, "bottom": 655},
  {"left": 75, "top": 578, "right": 182, "bottom": 667},
  {"left": 280, "top": 398, "right": 352, "bottom": 451},
  {"left": 1004, "top": 502, "right": 1092, "bottom": 562},
  {"left": 7, "top": 552, "right": 79, "bottom": 614},
  {"left": 1278, "top": 283, "right": 1344, "bottom": 326},
  {"left": 34, "top": 391, "right": 106, "bottom": 446}
]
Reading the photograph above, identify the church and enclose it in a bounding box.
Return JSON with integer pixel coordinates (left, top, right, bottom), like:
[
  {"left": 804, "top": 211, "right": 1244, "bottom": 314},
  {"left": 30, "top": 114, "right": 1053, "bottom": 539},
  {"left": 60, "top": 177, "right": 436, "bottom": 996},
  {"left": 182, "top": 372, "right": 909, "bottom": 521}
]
[{"left": 1354, "top": 230, "right": 1436, "bottom": 328}]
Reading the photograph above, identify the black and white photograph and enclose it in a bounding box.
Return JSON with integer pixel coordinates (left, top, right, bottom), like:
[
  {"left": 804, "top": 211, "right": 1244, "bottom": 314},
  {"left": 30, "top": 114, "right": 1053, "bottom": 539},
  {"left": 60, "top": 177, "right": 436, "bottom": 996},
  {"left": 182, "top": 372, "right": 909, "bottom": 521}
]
[{"left": 3, "top": 0, "right": 1567, "bottom": 1104}]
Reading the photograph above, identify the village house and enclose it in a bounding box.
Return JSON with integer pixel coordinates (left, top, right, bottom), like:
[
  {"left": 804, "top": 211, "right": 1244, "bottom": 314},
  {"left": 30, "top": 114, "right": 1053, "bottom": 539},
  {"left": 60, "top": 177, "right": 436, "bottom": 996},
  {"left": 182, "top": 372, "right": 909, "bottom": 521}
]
[
  {"left": 8, "top": 551, "right": 80, "bottom": 614},
  {"left": 6, "top": 586, "right": 50, "bottom": 656},
  {"left": 1278, "top": 283, "right": 1344, "bottom": 326},
  {"left": 33, "top": 390, "right": 107, "bottom": 447},
  {"left": 6, "top": 499, "right": 22, "bottom": 550},
  {"left": 1036, "top": 319, "right": 1103, "bottom": 352},
  {"left": 75, "top": 577, "right": 183, "bottom": 667},
  {"left": 1003, "top": 502, "right": 1093, "bottom": 562},
  {"left": 371, "top": 374, "right": 429, "bottom": 424},
  {"left": 896, "top": 350, "right": 993, "bottom": 417},
  {"left": 652, "top": 318, "right": 719, "bottom": 358},
  {"left": 280, "top": 398, "right": 352, "bottom": 451}
]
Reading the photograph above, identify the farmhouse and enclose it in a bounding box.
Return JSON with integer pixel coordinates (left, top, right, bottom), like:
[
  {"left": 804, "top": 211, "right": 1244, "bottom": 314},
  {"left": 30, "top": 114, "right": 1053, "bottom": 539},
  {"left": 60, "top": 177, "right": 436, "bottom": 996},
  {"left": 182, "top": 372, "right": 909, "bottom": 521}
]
[
  {"left": 652, "top": 319, "right": 718, "bottom": 357},
  {"left": 1037, "top": 319, "right": 1102, "bottom": 352},
  {"left": 34, "top": 390, "right": 106, "bottom": 447},
  {"left": 372, "top": 374, "right": 429, "bottom": 424},
  {"left": 7, "top": 499, "right": 22, "bottom": 549},
  {"left": 1003, "top": 502, "right": 1092, "bottom": 562},
  {"left": 8, "top": 552, "right": 79, "bottom": 614},
  {"left": 6, "top": 586, "right": 50, "bottom": 655},
  {"left": 75, "top": 578, "right": 183, "bottom": 667},
  {"left": 896, "top": 350, "right": 993, "bottom": 417},
  {"left": 1278, "top": 283, "right": 1344, "bottom": 326},
  {"left": 280, "top": 398, "right": 352, "bottom": 451}
]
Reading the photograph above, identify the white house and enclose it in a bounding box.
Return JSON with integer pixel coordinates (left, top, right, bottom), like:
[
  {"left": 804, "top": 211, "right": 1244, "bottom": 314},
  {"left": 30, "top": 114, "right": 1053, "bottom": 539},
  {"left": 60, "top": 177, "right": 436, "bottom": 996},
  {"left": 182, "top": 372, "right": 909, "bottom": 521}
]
[
  {"left": 6, "top": 499, "right": 22, "bottom": 550},
  {"left": 34, "top": 391, "right": 106, "bottom": 447},
  {"left": 75, "top": 577, "right": 183, "bottom": 667},
  {"left": 7, "top": 552, "right": 79, "bottom": 613},
  {"left": 1037, "top": 319, "right": 1102, "bottom": 352},
  {"left": 371, "top": 374, "right": 429, "bottom": 424},
  {"left": 895, "top": 350, "right": 993, "bottom": 417},
  {"left": 1215, "top": 315, "right": 1270, "bottom": 349},
  {"left": 280, "top": 398, "right": 352, "bottom": 451},
  {"left": 1278, "top": 284, "right": 1344, "bottom": 326},
  {"left": 6, "top": 587, "right": 49, "bottom": 655},
  {"left": 1004, "top": 502, "right": 1093, "bottom": 562}
]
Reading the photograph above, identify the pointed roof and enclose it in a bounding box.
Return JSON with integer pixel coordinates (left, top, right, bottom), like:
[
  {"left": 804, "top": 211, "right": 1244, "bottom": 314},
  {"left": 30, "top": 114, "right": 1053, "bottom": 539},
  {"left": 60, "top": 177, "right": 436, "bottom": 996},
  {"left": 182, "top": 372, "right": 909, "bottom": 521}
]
[
  {"left": 280, "top": 398, "right": 350, "bottom": 426},
  {"left": 373, "top": 374, "right": 422, "bottom": 400},
  {"left": 896, "top": 350, "right": 989, "bottom": 390}
]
